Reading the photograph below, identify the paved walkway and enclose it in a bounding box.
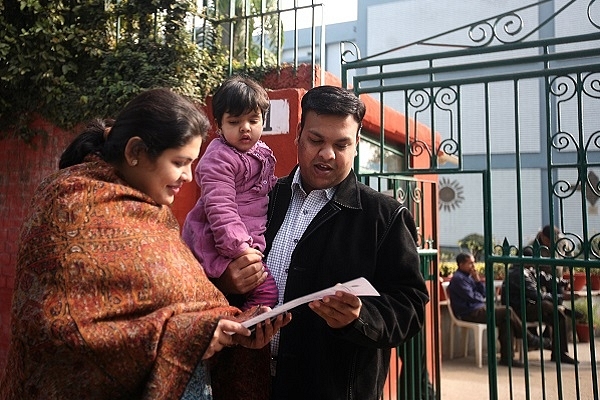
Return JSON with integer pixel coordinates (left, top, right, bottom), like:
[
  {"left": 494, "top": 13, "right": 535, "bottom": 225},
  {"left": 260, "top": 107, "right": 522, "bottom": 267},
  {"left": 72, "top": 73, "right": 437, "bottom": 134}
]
[{"left": 440, "top": 337, "right": 600, "bottom": 400}]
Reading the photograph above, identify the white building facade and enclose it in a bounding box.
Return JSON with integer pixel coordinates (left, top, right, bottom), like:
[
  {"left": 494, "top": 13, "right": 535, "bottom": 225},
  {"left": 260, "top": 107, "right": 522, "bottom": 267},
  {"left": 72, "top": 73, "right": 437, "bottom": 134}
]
[{"left": 282, "top": 0, "right": 600, "bottom": 255}]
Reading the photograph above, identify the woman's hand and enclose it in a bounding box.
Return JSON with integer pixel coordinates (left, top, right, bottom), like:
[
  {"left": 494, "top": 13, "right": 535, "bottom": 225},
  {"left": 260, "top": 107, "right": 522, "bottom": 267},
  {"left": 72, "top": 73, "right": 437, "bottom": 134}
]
[
  {"left": 235, "top": 312, "right": 292, "bottom": 349},
  {"left": 202, "top": 319, "right": 247, "bottom": 360},
  {"left": 201, "top": 313, "right": 291, "bottom": 360}
]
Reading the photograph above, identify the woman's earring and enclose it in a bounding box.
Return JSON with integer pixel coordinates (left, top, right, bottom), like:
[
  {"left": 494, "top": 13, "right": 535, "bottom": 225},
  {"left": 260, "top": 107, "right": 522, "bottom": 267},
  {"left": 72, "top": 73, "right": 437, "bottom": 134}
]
[{"left": 131, "top": 160, "right": 138, "bottom": 166}]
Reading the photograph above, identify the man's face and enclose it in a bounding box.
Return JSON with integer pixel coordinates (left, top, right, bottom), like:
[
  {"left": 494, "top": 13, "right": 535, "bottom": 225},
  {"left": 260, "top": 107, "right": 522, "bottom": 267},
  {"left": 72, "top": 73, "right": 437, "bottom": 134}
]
[
  {"left": 458, "top": 255, "right": 476, "bottom": 274},
  {"left": 296, "top": 111, "right": 359, "bottom": 193}
]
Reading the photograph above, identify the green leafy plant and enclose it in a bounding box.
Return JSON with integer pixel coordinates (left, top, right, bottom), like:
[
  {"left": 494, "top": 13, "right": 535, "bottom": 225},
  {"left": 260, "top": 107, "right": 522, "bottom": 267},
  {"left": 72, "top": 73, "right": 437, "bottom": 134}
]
[
  {"left": 0, "top": 0, "right": 231, "bottom": 141},
  {"left": 572, "top": 299, "right": 600, "bottom": 327},
  {"left": 439, "top": 262, "right": 457, "bottom": 277},
  {"left": 458, "top": 233, "right": 484, "bottom": 261},
  {"left": 492, "top": 263, "right": 506, "bottom": 280}
]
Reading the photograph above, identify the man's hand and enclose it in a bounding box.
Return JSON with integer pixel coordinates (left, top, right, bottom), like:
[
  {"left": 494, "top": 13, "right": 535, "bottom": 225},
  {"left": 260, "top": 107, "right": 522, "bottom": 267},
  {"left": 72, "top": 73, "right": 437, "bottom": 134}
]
[
  {"left": 213, "top": 249, "right": 267, "bottom": 295},
  {"left": 470, "top": 267, "right": 481, "bottom": 282},
  {"left": 308, "top": 291, "right": 362, "bottom": 329}
]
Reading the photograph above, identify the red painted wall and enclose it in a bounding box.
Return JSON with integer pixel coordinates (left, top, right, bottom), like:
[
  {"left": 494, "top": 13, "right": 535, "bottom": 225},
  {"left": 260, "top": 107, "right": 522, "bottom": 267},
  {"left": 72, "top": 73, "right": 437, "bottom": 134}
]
[{"left": 0, "top": 119, "right": 78, "bottom": 369}]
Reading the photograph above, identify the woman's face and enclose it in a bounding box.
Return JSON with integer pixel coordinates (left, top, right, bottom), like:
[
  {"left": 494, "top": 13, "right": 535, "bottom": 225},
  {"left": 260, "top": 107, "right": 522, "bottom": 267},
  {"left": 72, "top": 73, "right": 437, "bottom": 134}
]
[{"left": 126, "top": 135, "right": 203, "bottom": 205}]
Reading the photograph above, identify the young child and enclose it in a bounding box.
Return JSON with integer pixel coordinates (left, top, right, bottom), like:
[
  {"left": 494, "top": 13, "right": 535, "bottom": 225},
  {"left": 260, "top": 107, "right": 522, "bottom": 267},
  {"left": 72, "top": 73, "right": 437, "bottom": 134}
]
[{"left": 182, "top": 75, "right": 278, "bottom": 310}]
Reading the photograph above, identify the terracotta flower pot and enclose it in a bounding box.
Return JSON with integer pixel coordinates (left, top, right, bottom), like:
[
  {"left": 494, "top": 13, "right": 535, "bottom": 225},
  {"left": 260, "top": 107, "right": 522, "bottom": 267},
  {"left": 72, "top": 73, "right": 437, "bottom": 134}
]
[
  {"left": 439, "top": 276, "right": 452, "bottom": 302},
  {"left": 569, "top": 272, "right": 587, "bottom": 292},
  {"left": 575, "top": 323, "right": 591, "bottom": 343}
]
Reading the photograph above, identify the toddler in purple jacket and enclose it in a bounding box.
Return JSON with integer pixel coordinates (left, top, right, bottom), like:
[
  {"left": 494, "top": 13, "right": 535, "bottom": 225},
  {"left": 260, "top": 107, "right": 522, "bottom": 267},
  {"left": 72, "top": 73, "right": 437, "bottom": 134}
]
[{"left": 182, "top": 75, "right": 278, "bottom": 310}]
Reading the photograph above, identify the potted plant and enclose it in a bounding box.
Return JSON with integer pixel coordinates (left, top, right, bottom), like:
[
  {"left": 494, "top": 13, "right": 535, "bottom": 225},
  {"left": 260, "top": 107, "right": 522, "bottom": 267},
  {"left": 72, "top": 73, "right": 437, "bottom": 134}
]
[
  {"left": 572, "top": 299, "right": 599, "bottom": 343},
  {"left": 439, "top": 262, "right": 456, "bottom": 279},
  {"left": 566, "top": 267, "right": 588, "bottom": 292},
  {"left": 438, "top": 261, "right": 457, "bottom": 302},
  {"left": 590, "top": 268, "right": 600, "bottom": 291},
  {"left": 566, "top": 267, "right": 600, "bottom": 291}
]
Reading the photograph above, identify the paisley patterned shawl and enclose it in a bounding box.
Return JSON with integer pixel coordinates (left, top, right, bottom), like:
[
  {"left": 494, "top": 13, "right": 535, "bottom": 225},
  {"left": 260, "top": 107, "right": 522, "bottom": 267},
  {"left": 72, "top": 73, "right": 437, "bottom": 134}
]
[{"left": 0, "top": 160, "right": 243, "bottom": 399}]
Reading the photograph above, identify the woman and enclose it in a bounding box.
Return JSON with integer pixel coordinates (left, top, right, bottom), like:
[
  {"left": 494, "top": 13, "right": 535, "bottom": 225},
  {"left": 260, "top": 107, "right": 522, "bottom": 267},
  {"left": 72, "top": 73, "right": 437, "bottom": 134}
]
[{"left": 0, "top": 88, "right": 288, "bottom": 399}]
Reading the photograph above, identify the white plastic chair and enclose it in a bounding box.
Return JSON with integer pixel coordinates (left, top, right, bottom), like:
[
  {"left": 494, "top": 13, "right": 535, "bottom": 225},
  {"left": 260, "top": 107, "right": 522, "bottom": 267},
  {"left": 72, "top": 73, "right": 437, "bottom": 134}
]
[{"left": 442, "top": 281, "right": 488, "bottom": 368}]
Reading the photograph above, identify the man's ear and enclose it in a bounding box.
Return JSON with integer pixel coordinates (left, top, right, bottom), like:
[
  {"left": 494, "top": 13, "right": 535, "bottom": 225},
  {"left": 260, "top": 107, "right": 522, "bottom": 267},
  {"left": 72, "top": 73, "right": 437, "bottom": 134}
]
[
  {"left": 295, "top": 123, "right": 302, "bottom": 145},
  {"left": 124, "top": 137, "right": 145, "bottom": 166}
]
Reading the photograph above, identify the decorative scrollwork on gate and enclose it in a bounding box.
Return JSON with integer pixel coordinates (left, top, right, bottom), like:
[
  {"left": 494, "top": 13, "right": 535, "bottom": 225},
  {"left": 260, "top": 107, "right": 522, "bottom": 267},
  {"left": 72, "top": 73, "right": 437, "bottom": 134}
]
[
  {"left": 469, "top": 12, "right": 524, "bottom": 46},
  {"left": 552, "top": 178, "right": 579, "bottom": 200},
  {"left": 582, "top": 71, "right": 600, "bottom": 99}
]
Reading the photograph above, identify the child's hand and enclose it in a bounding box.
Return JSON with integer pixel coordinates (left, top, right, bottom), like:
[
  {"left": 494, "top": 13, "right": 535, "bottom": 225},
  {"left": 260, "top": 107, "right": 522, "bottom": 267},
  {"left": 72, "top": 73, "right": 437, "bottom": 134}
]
[{"left": 239, "top": 247, "right": 264, "bottom": 258}]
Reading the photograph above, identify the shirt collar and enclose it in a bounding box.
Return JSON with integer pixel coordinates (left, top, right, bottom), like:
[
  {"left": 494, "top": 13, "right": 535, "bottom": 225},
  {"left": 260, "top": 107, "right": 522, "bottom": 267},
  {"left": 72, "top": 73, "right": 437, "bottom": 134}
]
[{"left": 291, "top": 168, "right": 336, "bottom": 201}]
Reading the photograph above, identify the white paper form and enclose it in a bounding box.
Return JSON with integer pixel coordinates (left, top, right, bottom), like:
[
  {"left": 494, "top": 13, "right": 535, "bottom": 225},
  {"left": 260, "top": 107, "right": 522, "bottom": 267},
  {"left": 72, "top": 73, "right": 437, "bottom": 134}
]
[{"left": 241, "top": 277, "right": 380, "bottom": 329}]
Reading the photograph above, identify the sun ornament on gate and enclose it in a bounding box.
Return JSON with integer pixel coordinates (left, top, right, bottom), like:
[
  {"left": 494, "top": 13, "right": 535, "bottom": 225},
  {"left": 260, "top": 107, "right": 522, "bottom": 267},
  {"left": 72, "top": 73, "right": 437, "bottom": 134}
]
[{"left": 439, "top": 177, "right": 465, "bottom": 212}]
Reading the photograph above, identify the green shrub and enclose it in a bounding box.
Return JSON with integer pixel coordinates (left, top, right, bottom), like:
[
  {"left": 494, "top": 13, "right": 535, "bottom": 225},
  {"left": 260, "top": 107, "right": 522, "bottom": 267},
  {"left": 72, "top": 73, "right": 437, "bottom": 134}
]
[
  {"left": 0, "top": 0, "right": 228, "bottom": 141},
  {"left": 573, "top": 299, "right": 600, "bottom": 327}
]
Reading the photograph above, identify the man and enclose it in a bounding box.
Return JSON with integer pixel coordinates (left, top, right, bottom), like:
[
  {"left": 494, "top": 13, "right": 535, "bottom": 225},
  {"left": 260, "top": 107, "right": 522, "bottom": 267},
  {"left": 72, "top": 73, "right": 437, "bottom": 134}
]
[
  {"left": 448, "top": 252, "right": 546, "bottom": 367},
  {"left": 533, "top": 225, "right": 569, "bottom": 301},
  {"left": 502, "top": 248, "right": 578, "bottom": 364},
  {"left": 216, "top": 85, "right": 429, "bottom": 400}
]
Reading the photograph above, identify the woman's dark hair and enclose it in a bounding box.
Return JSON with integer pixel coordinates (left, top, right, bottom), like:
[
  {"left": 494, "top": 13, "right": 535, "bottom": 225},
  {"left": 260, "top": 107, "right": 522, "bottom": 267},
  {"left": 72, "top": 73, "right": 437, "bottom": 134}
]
[
  {"left": 211, "top": 74, "right": 270, "bottom": 127},
  {"left": 59, "top": 88, "right": 210, "bottom": 169},
  {"left": 299, "top": 85, "right": 366, "bottom": 133}
]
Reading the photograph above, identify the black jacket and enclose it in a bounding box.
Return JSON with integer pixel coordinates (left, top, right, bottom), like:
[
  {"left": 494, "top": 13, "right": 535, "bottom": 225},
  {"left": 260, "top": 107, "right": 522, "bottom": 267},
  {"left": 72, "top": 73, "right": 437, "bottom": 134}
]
[
  {"left": 501, "top": 265, "right": 565, "bottom": 313},
  {"left": 265, "top": 167, "right": 429, "bottom": 400}
]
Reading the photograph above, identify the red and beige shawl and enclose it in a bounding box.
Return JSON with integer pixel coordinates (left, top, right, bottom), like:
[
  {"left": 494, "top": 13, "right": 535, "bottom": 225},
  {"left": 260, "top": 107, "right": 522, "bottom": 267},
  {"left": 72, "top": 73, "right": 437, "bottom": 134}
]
[{"left": 0, "top": 160, "right": 268, "bottom": 399}]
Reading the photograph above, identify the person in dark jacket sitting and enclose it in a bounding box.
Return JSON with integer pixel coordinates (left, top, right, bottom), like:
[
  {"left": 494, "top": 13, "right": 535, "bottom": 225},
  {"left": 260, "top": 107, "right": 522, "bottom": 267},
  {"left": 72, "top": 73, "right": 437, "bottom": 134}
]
[
  {"left": 502, "top": 247, "right": 578, "bottom": 365},
  {"left": 532, "top": 225, "right": 569, "bottom": 302}
]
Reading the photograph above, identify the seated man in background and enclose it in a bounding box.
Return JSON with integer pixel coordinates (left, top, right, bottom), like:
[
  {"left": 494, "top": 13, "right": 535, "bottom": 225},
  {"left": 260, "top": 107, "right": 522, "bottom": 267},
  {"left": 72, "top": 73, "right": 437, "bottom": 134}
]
[
  {"left": 448, "top": 252, "right": 546, "bottom": 367},
  {"left": 502, "top": 248, "right": 578, "bottom": 365},
  {"left": 533, "top": 225, "right": 569, "bottom": 302}
]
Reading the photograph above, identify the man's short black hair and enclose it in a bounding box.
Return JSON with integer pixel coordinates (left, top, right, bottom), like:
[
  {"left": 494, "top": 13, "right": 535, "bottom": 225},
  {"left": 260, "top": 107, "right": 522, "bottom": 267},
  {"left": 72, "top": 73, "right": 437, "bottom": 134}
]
[
  {"left": 299, "top": 85, "right": 366, "bottom": 134},
  {"left": 456, "top": 252, "right": 473, "bottom": 265}
]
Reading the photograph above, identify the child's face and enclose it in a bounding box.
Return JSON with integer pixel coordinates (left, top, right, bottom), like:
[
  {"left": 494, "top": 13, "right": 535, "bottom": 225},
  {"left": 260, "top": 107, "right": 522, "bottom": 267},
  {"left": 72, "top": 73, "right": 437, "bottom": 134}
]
[{"left": 220, "top": 109, "right": 264, "bottom": 152}]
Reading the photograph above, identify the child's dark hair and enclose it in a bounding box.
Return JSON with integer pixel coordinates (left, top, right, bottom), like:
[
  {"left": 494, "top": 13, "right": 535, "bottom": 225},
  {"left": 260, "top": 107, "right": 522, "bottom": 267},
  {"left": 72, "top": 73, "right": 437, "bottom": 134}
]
[
  {"left": 59, "top": 88, "right": 210, "bottom": 169},
  {"left": 211, "top": 75, "right": 270, "bottom": 127},
  {"left": 299, "top": 85, "right": 366, "bottom": 134}
]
